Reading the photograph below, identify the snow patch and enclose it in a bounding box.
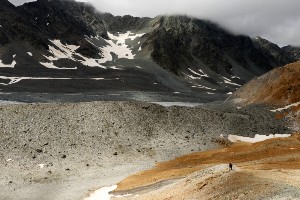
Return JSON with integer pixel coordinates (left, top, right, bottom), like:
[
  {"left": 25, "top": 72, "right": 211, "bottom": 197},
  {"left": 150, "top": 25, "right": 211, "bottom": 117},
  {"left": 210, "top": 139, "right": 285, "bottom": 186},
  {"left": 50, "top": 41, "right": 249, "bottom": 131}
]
[
  {"left": 113, "top": 194, "right": 133, "bottom": 198},
  {"left": 192, "top": 84, "right": 216, "bottom": 91},
  {"left": 152, "top": 102, "right": 203, "bottom": 107},
  {"left": 84, "top": 185, "right": 117, "bottom": 200},
  {"left": 223, "top": 77, "right": 241, "bottom": 87},
  {"left": 270, "top": 101, "right": 300, "bottom": 112},
  {"left": 27, "top": 52, "right": 33, "bottom": 56},
  {"left": 91, "top": 78, "right": 105, "bottom": 80},
  {"left": 0, "top": 60, "right": 16, "bottom": 68},
  {"left": 0, "top": 76, "right": 106, "bottom": 86},
  {"left": 96, "top": 31, "right": 144, "bottom": 62},
  {"left": 38, "top": 164, "right": 46, "bottom": 169},
  {"left": 228, "top": 134, "right": 291, "bottom": 143},
  {"left": 110, "top": 66, "right": 123, "bottom": 70},
  {"left": 231, "top": 76, "right": 241, "bottom": 79},
  {"left": 188, "top": 68, "right": 209, "bottom": 78},
  {"left": 40, "top": 62, "right": 77, "bottom": 70}
]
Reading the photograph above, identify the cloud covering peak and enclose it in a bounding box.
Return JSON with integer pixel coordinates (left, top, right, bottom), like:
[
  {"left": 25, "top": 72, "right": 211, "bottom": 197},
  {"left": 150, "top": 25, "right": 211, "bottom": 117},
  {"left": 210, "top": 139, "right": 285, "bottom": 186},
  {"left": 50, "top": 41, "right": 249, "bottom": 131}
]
[{"left": 8, "top": 0, "right": 300, "bottom": 46}]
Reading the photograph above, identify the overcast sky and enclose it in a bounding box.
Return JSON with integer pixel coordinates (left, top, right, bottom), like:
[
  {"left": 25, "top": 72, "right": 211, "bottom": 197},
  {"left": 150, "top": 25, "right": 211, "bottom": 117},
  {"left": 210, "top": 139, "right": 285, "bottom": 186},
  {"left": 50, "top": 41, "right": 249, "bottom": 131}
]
[{"left": 9, "top": 0, "right": 300, "bottom": 47}]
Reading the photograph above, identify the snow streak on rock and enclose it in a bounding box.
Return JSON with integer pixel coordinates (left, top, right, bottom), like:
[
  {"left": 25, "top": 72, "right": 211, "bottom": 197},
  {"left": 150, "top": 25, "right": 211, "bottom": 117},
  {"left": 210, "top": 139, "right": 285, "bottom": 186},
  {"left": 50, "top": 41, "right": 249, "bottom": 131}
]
[{"left": 270, "top": 101, "right": 300, "bottom": 112}]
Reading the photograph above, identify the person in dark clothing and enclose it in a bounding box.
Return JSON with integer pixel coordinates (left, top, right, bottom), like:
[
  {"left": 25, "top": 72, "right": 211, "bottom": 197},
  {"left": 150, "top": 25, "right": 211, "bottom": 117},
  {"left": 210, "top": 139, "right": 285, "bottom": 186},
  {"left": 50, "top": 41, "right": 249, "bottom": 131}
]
[{"left": 229, "top": 163, "right": 233, "bottom": 171}]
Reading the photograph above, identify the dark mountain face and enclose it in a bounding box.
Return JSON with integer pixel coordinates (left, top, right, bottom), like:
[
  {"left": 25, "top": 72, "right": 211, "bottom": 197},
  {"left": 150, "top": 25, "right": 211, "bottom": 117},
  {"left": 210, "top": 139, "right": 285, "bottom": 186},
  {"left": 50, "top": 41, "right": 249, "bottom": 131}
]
[
  {"left": 0, "top": 0, "right": 298, "bottom": 100},
  {"left": 282, "top": 45, "right": 300, "bottom": 60},
  {"left": 147, "top": 16, "right": 294, "bottom": 75}
]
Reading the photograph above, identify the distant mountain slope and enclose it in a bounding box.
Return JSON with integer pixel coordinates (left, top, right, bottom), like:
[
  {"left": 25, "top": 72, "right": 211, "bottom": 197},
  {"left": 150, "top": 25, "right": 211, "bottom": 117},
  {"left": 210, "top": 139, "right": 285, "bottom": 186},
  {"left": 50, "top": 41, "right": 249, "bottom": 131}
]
[
  {"left": 228, "top": 61, "right": 300, "bottom": 130},
  {"left": 282, "top": 45, "right": 300, "bottom": 60},
  {"left": 0, "top": 0, "right": 298, "bottom": 96},
  {"left": 229, "top": 61, "right": 300, "bottom": 106}
]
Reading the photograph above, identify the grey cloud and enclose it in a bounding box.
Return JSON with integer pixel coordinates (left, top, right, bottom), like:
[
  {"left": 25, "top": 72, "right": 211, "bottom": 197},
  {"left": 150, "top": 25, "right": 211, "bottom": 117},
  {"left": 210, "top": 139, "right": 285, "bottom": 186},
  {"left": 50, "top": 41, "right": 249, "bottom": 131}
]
[
  {"left": 9, "top": 0, "right": 36, "bottom": 6},
  {"left": 9, "top": 0, "right": 300, "bottom": 46},
  {"left": 87, "top": 0, "right": 300, "bottom": 46}
]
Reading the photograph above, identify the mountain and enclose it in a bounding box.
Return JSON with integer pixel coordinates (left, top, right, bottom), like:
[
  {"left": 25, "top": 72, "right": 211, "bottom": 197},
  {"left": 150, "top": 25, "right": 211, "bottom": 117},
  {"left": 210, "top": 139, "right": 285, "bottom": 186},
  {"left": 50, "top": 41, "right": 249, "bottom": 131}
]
[
  {"left": 228, "top": 61, "right": 300, "bottom": 130},
  {"left": 282, "top": 45, "right": 300, "bottom": 60},
  {"left": 0, "top": 0, "right": 298, "bottom": 100},
  {"left": 228, "top": 61, "right": 300, "bottom": 106}
]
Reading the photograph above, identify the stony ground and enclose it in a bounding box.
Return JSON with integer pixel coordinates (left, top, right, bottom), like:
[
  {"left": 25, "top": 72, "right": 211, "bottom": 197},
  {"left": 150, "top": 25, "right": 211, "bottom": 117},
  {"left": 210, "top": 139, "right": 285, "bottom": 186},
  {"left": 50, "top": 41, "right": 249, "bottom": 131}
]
[{"left": 0, "top": 101, "right": 291, "bottom": 200}]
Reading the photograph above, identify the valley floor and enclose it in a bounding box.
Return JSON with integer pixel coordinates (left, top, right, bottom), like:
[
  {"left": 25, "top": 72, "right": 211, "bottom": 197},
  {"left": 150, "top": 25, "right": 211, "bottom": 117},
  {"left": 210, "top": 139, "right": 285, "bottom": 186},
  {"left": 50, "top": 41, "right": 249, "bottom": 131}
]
[{"left": 0, "top": 100, "right": 293, "bottom": 200}]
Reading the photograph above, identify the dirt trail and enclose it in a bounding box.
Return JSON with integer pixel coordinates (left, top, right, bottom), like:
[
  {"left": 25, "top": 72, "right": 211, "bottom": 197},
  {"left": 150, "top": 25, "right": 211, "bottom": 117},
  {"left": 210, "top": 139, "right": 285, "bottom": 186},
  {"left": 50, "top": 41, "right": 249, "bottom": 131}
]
[{"left": 113, "top": 134, "right": 300, "bottom": 199}]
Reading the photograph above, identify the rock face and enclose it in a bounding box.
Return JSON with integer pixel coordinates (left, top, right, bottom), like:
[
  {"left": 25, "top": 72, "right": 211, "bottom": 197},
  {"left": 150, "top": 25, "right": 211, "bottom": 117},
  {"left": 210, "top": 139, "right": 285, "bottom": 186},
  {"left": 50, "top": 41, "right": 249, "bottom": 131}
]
[{"left": 0, "top": 0, "right": 298, "bottom": 95}]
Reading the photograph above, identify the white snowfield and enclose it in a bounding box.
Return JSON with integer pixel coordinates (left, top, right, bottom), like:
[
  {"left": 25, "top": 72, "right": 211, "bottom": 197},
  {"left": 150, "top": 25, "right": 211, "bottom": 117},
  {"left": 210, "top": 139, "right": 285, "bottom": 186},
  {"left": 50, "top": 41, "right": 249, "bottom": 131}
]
[
  {"left": 92, "top": 31, "right": 144, "bottom": 64},
  {"left": 228, "top": 134, "right": 291, "bottom": 143},
  {"left": 107, "top": 31, "right": 144, "bottom": 59},
  {"left": 43, "top": 32, "right": 144, "bottom": 69},
  {"left": 0, "top": 60, "right": 16, "bottom": 68},
  {"left": 43, "top": 39, "right": 106, "bottom": 69},
  {"left": 270, "top": 101, "right": 300, "bottom": 112}
]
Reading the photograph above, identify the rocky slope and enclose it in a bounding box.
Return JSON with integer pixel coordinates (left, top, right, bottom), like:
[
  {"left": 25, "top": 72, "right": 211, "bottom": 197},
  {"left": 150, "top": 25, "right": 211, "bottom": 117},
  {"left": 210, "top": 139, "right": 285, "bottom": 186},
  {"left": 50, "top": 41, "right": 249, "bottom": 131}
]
[
  {"left": 228, "top": 61, "right": 300, "bottom": 130},
  {"left": 228, "top": 61, "right": 300, "bottom": 106},
  {"left": 0, "top": 0, "right": 299, "bottom": 96}
]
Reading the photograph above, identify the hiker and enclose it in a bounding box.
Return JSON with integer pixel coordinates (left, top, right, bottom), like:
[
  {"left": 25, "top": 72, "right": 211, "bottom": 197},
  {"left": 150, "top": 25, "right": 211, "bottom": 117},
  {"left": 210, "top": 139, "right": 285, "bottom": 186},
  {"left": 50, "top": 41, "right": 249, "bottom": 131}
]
[{"left": 229, "top": 163, "right": 233, "bottom": 171}]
